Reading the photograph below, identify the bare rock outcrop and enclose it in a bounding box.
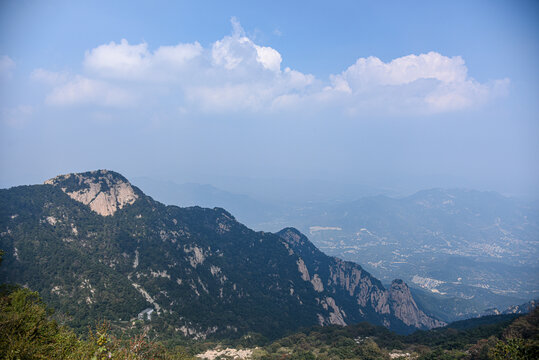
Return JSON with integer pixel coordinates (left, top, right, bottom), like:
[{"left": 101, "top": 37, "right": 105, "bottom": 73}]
[
  {"left": 389, "top": 279, "right": 446, "bottom": 329},
  {"left": 278, "top": 227, "right": 445, "bottom": 331},
  {"left": 45, "top": 170, "right": 138, "bottom": 216}
]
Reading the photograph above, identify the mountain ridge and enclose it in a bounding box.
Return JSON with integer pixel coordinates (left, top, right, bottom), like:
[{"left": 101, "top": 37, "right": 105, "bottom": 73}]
[{"left": 0, "top": 170, "right": 444, "bottom": 338}]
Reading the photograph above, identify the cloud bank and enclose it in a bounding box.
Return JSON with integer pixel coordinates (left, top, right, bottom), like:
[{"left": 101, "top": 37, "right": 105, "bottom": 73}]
[{"left": 33, "top": 19, "right": 508, "bottom": 116}]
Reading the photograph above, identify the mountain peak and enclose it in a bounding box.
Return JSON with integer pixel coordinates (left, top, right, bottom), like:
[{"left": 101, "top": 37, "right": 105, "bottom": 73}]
[
  {"left": 277, "top": 227, "right": 315, "bottom": 252},
  {"left": 278, "top": 227, "right": 303, "bottom": 240},
  {"left": 3, "top": 173, "right": 447, "bottom": 337},
  {"left": 45, "top": 170, "right": 139, "bottom": 216}
]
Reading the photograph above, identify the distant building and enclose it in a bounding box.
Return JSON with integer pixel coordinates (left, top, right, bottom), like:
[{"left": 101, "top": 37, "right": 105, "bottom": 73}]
[{"left": 137, "top": 308, "right": 154, "bottom": 321}]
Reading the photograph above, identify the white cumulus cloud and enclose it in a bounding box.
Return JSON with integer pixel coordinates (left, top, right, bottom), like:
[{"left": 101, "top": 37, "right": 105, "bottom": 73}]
[
  {"left": 335, "top": 52, "right": 468, "bottom": 89},
  {"left": 84, "top": 39, "right": 151, "bottom": 78},
  {"left": 327, "top": 51, "right": 508, "bottom": 113},
  {"left": 255, "top": 45, "right": 282, "bottom": 72},
  {"left": 33, "top": 19, "right": 508, "bottom": 116},
  {"left": 83, "top": 39, "right": 203, "bottom": 81}
]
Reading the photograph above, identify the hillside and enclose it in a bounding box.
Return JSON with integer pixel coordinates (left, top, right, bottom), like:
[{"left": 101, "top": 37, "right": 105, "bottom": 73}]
[
  {"left": 134, "top": 180, "right": 539, "bottom": 316},
  {"left": 2, "top": 275, "right": 536, "bottom": 359},
  {"left": 0, "top": 170, "right": 443, "bottom": 339},
  {"left": 247, "top": 309, "right": 538, "bottom": 359}
]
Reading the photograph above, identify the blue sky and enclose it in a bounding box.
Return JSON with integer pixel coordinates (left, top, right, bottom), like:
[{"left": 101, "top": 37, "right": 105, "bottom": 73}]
[{"left": 1, "top": 0, "right": 538, "bottom": 197}]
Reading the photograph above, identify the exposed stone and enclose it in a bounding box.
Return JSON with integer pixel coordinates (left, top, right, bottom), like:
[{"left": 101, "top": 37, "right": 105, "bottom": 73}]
[
  {"left": 389, "top": 279, "right": 446, "bottom": 328},
  {"left": 51, "top": 285, "right": 63, "bottom": 296},
  {"left": 317, "top": 313, "right": 325, "bottom": 326},
  {"left": 297, "top": 258, "right": 310, "bottom": 281},
  {"left": 311, "top": 274, "right": 324, "bottom": 292},
  {"left": 151, "top": 269, "right": 171, "bottom": 279},
  {"left": 197, "top": 347, "right": 253, "bottom": 360},
  {"left": 279, "top": 227, "right": 444, "bottom": 331},
  {"left": 325, "top": 297, "right": 347, "bottom": 326},
  {"left": 45, "top": 170, "right": 138, "bottom": 216},
  {"left": 177, "top": 325, "right": 218, "bottom": 340},
  {"left": 185, "top": 245, "right": 205, "bottom": 267},
  {"left": 131, "top": 282, "right": 161, "bottom": 313},
  {"left": 133, "top": 249, "right": 139, "bottom": 269},
  {"left": 210, "top": 265, "right": 221, "bottom": 275}
]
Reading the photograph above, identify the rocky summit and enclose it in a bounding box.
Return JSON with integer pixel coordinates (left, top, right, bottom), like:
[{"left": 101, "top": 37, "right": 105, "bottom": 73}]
[
  {"left": 44, "top": 170, "right": 139, "bottom": 216},
  {"left": 0, "top": 170, "right": 444, "bottom": 339}
]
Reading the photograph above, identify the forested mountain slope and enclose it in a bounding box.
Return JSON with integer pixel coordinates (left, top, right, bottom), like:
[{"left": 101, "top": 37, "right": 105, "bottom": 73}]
[{"left": 0, "top": 170, "right": 443, "bottom": 338}]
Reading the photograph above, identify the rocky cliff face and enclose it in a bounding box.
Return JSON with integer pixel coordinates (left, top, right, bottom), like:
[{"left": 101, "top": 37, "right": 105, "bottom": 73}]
[
  {"left": 0, "top": 170, "right": 444, "bottom": 338},
  {"left": 389, "top": 279, "right": 445, "bottom": 329},
  {"left": 44, "top": 170, "right": 139, "bottom": 216},
  {"left": 278, "top": 228, "right": 445, "bottom": 331}
]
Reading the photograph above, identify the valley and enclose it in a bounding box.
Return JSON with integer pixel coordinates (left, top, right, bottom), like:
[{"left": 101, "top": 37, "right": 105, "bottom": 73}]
[
  {"left": 1, "top": 170, "right": 537, "bottom": 359},
  {"left": 134, "top": 179, "right": 539, "bottom": 322},
  {"left": 2, "top": 3, "right": 537, "bottom": 358}
]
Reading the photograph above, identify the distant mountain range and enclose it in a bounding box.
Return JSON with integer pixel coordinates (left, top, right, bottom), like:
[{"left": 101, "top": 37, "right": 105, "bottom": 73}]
[
  {"left": 129, "top": 178, "right": 539, "bottom": 321},
  {"left": 298, "top": 189, "right": 539, "bottom": 317},
  {"left": 0, "top": 170, "right": 444, "bottom": 339}
]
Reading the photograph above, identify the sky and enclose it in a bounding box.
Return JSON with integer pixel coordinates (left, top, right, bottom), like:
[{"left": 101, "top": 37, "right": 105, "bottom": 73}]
[{"left": 1, "top": 0, "right": 538, "bottom": 198}]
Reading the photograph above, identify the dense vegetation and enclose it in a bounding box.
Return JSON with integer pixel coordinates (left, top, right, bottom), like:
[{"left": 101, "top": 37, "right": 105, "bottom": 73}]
[
  {"left": 247, "top": 309, "right": 538, "bottom": 359},
  {"left": 1, "top": 171, "right": 537, "bottom": 358},
  {"left": 0, "top": 247, "right": 193, "bottom": 360},
  {"left": 0, "top": 171, "right": 439, "bottom": 339},
  {"left": 1, "top": 248, "right": 538, "bottom": 359},
  {"left": 0, "top": 181, "right": 323, "bottom": 337},
  {"left": 1, "top": 284, "right": 536, "bottom": 359},
  {"left": 0, "top": 285, "right": 194, "bottom": 359}
]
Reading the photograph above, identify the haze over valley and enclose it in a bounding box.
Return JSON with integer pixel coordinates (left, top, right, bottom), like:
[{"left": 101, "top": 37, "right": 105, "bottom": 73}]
[
  {"left": 133, "top": 176, "right": 539, "bottom": 322},
  {"left": 1, "top": 1, "right": 538, "bottom": 359}
]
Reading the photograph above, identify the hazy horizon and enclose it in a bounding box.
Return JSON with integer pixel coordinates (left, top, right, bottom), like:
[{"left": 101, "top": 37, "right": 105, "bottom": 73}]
[{"left": 1, "top": 1, "right": 538, "bottom": 199}]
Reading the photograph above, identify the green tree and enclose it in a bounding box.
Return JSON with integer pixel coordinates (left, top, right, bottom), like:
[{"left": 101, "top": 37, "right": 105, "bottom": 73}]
[
  {"left": 0, "top": 287, "right": 81, "bottom": 359},
  {"left": 490, "top": 337, "right": 537, "bottom": 360}
]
